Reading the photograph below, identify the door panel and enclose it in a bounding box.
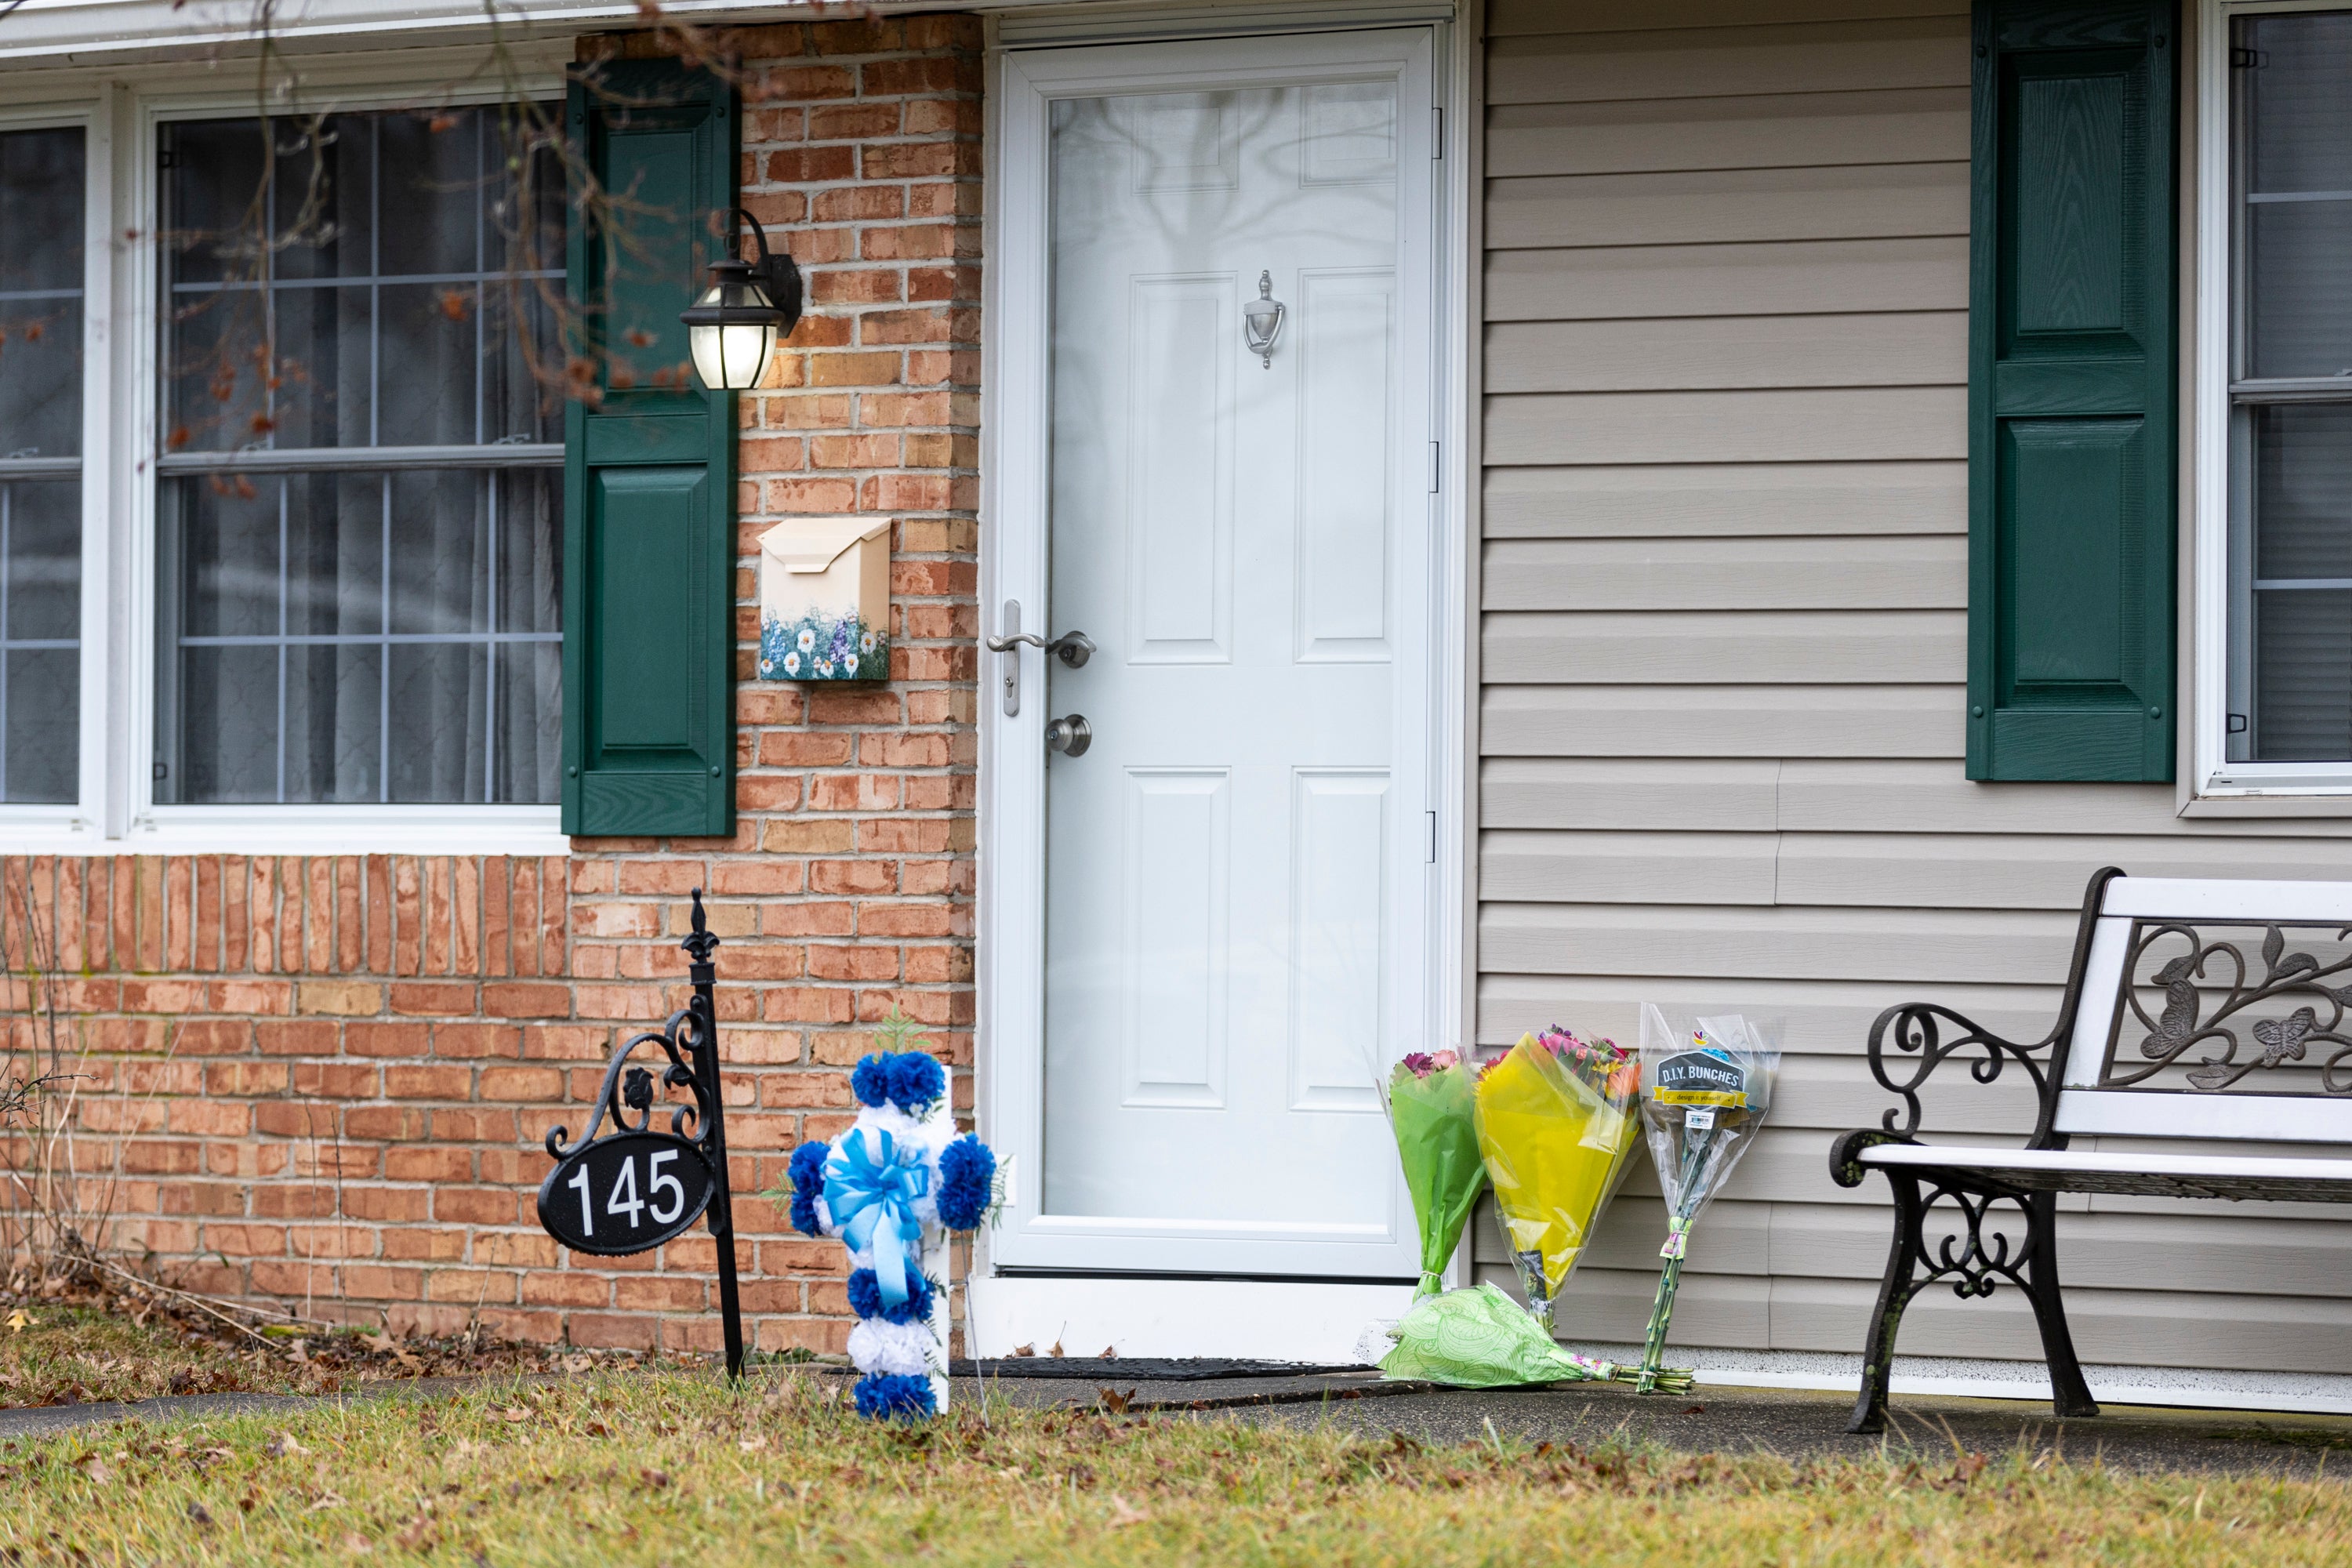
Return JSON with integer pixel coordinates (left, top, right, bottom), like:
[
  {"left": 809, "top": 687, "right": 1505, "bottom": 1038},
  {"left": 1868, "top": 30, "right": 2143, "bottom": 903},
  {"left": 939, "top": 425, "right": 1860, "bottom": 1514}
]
[
  {"left": 1122, "top": 767, "right": 1229, "bottom": 1113},
  {"left": 1288, "top": 768, "right": 1389, "bottom": 1114},
  {"left": 1127, "top": 275, "right": 1232, "bottom": 662},
  {"left": 989, "top": 31, "right": 1438, "bottom": 1278},
  {"left": 1297, "top": 270, "right": 1396, "bottom": 659}
]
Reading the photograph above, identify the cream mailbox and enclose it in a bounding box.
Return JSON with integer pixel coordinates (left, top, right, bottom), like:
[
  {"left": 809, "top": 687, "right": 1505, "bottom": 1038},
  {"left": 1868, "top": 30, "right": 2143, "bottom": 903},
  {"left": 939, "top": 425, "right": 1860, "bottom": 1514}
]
[{"left": 757, "top": 516, "right": 891, "bottom": 682}]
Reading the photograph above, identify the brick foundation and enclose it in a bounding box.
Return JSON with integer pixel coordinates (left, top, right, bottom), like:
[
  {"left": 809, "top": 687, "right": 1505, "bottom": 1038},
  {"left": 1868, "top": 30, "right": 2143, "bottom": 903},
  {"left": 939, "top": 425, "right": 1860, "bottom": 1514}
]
[{"left": 0, "top": 14, "right": 982, "bottom": 1356}]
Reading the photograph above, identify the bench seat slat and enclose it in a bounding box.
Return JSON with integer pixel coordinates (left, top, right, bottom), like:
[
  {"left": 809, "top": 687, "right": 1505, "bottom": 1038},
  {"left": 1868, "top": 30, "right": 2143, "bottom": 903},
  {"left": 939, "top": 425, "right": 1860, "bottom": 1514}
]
[{"left": 1857, "top": 1143, "right": 2352, "bottom": 1203}]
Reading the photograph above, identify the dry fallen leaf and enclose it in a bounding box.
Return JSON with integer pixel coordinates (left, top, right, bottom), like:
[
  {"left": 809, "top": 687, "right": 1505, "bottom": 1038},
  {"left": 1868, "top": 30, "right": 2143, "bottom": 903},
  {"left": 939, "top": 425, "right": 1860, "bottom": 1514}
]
[
  {"left": 1011, "top": 1343, "right": 1035, "bottom": 1358},
  {"left": 1106, "top": 1495, "right": 1149, "bottom": 1529},
  {"left": 338, "top": 1530, "right": 372, "bottom": 1554},
  {"left": 359, "top": 1331, "right": 396, "bottom": 1355},
  {"left": 265, "top": 1432, "right": 307, "bottom": 1457},
  {"left": 739, "top": 1434, "right": 768, "bottom": 1453},
  {"left": 499, "top": 1406, "right": 532, "bottom": 1424},
  {"left": 308, "top": 1491, "right": 348, "bottom": 1512},
  {"left": 5, "top": 1308, "right": 28, "bottom": 1334},
  {"left": 1097, "top": 1387, "right": 1134, "bottom": 1415}
]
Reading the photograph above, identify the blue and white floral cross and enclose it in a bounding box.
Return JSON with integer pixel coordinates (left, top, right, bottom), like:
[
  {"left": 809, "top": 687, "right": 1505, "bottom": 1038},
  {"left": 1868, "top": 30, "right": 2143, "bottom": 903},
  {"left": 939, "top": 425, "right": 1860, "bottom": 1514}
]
[{"left": 779, "top": 1014, "right": 996, "bottom": 1420}]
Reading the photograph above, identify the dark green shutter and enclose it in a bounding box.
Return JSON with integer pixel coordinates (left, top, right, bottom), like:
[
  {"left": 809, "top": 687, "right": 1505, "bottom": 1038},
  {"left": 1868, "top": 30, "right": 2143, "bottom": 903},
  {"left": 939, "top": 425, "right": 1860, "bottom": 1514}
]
[
  {"left": 1967, "top": 0, "right": 2177, "bottom": 782},
  {"left": 562, "top": 60, "right": 737, "bottom": 836}
]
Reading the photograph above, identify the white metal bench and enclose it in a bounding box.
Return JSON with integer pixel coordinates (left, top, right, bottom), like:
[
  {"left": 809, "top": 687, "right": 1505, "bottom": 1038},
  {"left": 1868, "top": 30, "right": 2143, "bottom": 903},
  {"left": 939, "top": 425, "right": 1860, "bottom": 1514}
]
[{"left": 1831, "top": 868, "right": 2352, "bottom": 1432}]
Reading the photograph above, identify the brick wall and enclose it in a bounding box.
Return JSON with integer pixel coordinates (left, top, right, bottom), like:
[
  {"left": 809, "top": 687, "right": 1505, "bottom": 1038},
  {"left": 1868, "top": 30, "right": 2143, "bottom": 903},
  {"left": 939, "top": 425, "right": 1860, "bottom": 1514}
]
[{"left": 0, "top": 15, "right": 982, "bottom": 1356}]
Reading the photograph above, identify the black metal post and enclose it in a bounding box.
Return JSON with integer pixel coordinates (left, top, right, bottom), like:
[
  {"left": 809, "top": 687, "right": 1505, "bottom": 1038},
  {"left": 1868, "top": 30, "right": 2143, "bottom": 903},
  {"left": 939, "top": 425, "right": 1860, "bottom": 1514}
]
[{"left": 681, "top": 889, "right": 745, "bottom": 1381}]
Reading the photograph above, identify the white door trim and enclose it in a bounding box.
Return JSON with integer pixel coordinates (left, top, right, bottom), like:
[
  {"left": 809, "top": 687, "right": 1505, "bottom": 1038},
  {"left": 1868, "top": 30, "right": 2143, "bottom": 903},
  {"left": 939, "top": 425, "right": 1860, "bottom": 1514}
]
[{"left": 974, "top": 20, "right": 1468, "bottom": 1331}]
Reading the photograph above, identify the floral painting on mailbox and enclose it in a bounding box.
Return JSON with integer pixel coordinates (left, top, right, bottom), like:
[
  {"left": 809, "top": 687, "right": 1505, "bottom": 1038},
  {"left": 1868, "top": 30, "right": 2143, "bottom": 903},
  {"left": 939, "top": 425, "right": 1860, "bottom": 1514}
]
[{"left": 758, "top": 517, "right": 892, "bottom": 682}]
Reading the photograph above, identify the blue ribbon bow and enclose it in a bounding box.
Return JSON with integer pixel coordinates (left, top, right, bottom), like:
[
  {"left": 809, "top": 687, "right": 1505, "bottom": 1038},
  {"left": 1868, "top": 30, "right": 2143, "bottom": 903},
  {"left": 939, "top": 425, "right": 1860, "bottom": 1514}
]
[{"left": 823, "top": 1127, "right": 931, "bottom": 1308}]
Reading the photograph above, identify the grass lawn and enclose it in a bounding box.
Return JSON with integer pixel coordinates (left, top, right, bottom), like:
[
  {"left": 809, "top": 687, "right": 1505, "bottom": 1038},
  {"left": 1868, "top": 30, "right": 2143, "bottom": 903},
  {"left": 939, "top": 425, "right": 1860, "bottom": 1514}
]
[{"left": 2, "top": 1370, "right": 2350, "bottom": 1565}]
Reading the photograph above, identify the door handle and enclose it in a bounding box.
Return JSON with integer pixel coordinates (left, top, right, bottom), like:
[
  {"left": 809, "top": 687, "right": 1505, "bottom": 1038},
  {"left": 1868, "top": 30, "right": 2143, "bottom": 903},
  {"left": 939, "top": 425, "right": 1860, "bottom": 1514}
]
[
  {"left": 985, "top": 629, "right": 1094, "bottom": 667},
  {"left": 1045, "top": 715, "right": 1091, "bottom": 757},
  {"left": 985, "top": 600, "right": 1094, "bottom": 716}
]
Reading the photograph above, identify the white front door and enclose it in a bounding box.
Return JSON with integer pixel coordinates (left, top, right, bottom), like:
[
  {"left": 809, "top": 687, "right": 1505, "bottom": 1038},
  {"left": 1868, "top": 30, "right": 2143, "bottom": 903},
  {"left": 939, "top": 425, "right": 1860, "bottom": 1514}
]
[{"left": 985, "top": 30, "right": 1442, "bottom": 1280}]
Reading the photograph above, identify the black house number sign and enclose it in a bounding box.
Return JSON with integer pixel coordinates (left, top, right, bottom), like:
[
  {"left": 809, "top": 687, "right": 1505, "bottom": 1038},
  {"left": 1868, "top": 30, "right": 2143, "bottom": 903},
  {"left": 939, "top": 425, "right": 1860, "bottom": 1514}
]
[
  {"left": 534, "top": 890, "right": 746, "bottom": 1377},
  {"left": 541, "top": 1131, "right": 716, "bottom": 1255}
]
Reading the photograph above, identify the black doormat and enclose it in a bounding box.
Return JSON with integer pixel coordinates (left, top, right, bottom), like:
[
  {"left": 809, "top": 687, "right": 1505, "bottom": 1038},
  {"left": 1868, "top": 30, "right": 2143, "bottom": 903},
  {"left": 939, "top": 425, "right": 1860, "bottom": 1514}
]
[{"left": 949, "top": 1358, "right": 1371, "bottom": 1381}]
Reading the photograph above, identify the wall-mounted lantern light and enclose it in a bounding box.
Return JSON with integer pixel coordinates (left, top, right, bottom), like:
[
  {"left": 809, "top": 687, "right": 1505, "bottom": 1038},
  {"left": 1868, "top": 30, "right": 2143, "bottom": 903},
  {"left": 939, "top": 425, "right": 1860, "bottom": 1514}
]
[{"left": 681, "top": 207, "right": 803, "bottom": 391}]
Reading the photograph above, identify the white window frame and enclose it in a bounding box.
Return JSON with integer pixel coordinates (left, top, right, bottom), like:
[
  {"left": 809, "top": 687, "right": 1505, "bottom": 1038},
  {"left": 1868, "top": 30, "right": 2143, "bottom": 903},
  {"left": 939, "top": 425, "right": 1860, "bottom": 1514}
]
[
  {"left": 0, "top": 95, "right": 111, "bottom": 850},
  {"left": 2190, "top": 0, "right": 2352, "bottom": 799},
  {"left": 0, "top": 49, "right": 572, "bottom": 854}
]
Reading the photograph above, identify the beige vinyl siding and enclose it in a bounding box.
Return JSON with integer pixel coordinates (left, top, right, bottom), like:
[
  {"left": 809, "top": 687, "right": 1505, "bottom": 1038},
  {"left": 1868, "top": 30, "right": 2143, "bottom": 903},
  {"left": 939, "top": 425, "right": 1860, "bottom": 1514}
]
[{"left": 1475, "top": 0, "right": 2352, "bottom": 1372}]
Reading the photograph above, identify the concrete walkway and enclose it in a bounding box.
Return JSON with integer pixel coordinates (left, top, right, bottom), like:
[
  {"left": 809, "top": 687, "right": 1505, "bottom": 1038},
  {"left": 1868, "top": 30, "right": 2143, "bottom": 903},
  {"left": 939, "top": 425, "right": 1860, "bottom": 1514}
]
[
  {"left": 1247, "top": 1377, "right": 2352, "bottom": 1477},
  {"left": 957, "top": 1368, "right": 2352, "bottom": 1475},
  {"left": 5, "top": 1366, "right": 2347, "bottom": 1477}
]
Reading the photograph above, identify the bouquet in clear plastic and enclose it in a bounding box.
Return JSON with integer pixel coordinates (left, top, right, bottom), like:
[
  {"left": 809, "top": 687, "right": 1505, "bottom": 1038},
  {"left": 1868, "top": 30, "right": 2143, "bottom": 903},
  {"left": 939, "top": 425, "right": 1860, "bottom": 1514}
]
[
  {"left": 1632, "top": 1006, "right": 1780, "bottom": 1392},
  {"left": 1472, "top": 1027, "right": 1644, "bottom": 1334},
  {"left": 1384, "top": 1050, "right": 1485, "bottom": 1301}
]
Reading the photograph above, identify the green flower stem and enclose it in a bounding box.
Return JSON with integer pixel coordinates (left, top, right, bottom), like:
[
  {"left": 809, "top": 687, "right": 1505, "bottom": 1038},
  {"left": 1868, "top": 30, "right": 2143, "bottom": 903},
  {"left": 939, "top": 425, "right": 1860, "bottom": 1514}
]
[
  {"left": 1632, "top": 1112, "right": 1722, "bottom": 1394},
  {"left": 1635, "top": 1252, "right": 1684, "bottom": 1395}
]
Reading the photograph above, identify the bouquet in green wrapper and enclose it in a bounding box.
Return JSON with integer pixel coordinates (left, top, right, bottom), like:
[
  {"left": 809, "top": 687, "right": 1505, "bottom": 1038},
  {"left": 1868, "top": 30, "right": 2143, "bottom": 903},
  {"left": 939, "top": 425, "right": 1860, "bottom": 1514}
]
[{"left": 1383, "top": 1050, "right": 1484, "bottom": 1300}]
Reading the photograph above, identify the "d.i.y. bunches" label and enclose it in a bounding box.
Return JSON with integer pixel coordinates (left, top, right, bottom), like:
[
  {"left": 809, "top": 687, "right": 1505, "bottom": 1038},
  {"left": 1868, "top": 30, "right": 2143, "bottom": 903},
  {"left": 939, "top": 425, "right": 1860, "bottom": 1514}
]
[{"left": 1650, "top": 1037, "right": 1749, "bottom": 1109}]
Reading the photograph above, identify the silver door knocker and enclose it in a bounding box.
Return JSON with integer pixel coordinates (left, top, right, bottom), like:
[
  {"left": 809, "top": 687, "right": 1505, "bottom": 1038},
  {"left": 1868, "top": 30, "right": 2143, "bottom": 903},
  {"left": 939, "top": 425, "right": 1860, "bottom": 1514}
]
[{"left": 1243, "top": 271, "right": 1285, "bottom": 368}]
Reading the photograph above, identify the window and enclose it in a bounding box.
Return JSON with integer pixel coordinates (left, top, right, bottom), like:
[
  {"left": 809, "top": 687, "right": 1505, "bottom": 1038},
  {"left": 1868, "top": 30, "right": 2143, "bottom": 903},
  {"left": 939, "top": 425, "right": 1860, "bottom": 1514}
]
[
  {"left": 2202, "top": 6, "right": 2352, "bottom": 793},
  {"left": 0, "top": 126, "right": 83, "bottom": 806},
  {"left": 155, "top": 106, "right": 563, "bottom": 808},
  {"left": 0, "top": 86, "right": 575, "bottom": 848}
]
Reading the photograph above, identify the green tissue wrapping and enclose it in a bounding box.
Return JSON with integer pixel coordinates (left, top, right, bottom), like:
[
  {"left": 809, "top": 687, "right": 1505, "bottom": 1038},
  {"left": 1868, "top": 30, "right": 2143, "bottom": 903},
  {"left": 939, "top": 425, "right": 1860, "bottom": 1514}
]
[
  {"left": 1376, "top": 1283, "right": 1611, "bottom": 1388},
  {"left": 1388, "top": 1062, "right": 1486, "bottom": 1298}
]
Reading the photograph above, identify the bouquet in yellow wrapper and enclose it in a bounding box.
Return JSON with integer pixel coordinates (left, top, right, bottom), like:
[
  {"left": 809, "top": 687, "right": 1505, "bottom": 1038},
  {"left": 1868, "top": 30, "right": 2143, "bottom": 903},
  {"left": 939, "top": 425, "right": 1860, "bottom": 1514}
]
[{"left": 1472, "top": 1028, "right": 1642, "bottom": 1334}]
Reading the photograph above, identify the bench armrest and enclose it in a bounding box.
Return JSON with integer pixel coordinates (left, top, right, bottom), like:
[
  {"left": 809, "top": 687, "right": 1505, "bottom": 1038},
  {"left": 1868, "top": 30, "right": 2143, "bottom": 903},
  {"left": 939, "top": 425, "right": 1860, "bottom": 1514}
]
[
  {"left": 1828, "top": 1128, "right": 1916, "bottom": 1189},
  {"left": 1865, "top": 1001, "right": 2062, "bottom": 1143},
  {"left": 1859, "top": 869, "right": 2122, "bottom": 1148}
]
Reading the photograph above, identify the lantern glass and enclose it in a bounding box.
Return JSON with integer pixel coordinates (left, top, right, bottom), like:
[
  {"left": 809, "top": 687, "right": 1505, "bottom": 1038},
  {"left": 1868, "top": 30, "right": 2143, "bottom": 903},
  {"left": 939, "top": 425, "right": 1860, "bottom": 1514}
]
[{"left": 686, "top": 276, "right": 782, "bottom": 391}]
